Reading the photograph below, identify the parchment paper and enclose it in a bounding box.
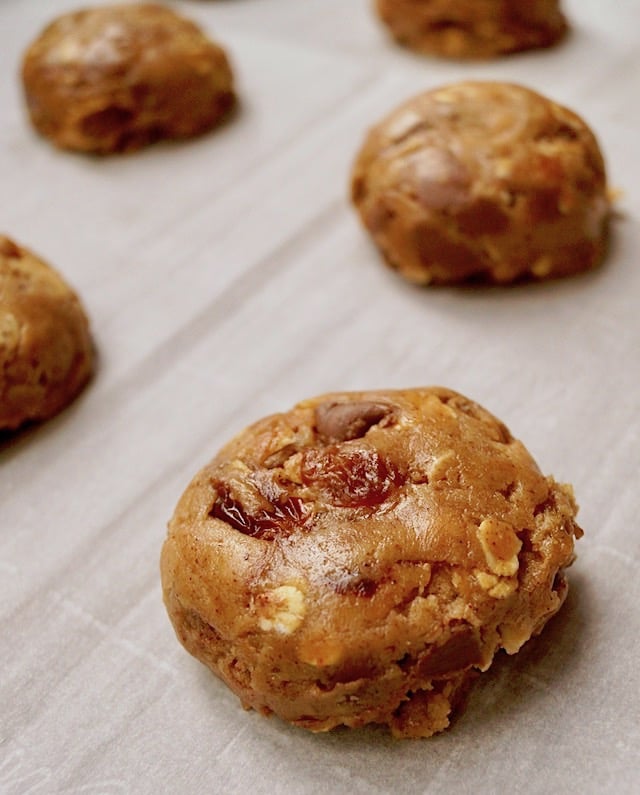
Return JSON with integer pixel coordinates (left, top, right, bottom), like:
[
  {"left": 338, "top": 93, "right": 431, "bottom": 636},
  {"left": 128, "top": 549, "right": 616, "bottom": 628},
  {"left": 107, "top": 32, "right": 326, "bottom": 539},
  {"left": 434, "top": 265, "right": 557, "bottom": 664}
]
[{"left": 2, "top": 2, "right": 639, "bottom": 793}]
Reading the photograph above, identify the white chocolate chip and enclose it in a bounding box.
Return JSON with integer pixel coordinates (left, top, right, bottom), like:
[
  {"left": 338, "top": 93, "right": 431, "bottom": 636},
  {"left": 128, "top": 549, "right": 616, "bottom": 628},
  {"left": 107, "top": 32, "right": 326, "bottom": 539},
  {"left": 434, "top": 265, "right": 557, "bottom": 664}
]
[{"left": 257, "top": 585, "right": 305, "bottom": 635}]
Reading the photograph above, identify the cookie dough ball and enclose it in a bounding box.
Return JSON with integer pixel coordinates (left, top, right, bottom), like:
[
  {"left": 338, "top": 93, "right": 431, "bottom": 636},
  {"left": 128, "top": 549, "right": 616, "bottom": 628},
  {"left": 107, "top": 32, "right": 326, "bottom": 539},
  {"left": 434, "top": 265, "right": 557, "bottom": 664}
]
[
  {"left": 351, "top": 82, "right": 609, "bottom": 285},
  {"left": 375, "top": 0, "right": 568, "bottom": 59},
  {"left": 0, "top": 236, "right": 93, "bottom": 431},
  {"left": 21, "top": 3, "right": 235, "bottom": 153},
  {"left": 161, "top": 387, "right": 582, "bottom": 737}
]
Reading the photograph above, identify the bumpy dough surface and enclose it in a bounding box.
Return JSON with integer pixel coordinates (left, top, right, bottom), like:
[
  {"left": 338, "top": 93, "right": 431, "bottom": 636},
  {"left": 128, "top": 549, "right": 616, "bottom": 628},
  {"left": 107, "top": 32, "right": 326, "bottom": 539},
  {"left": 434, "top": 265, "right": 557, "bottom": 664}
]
[
  {"left": 351, "top": 81, "right": 609, "bottom": 285},
  {"left": 21, "top": 3, "right": 235, "bottom": 153},
  {"left": 161, "top": 387, "right": 582, "bottom": 737},
  {"left": 375, "top": 0, "right": 567, "bottom": 59},
  {"left": 0, "top": 236, "right": 93, "bottom": 431}
]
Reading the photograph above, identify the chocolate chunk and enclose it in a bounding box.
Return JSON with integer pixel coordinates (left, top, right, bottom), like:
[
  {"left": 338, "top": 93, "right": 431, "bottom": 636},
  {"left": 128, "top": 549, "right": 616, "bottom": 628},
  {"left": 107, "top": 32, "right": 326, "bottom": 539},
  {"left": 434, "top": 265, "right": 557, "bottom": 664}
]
[
  {"left": 315, "top": 401, "right": 391, "bottom": 443},
  {"left": 416, "top": 628, "right": 484, "bottom": 677},
  {"left": 407, "top": 147, "right": 471, "bottom": 211},
  {"left": 456, "top": 198, "right": 509, "bottom": 236},
  {"left": 414, "top": 225, "right": 485, "bottom": 276}
]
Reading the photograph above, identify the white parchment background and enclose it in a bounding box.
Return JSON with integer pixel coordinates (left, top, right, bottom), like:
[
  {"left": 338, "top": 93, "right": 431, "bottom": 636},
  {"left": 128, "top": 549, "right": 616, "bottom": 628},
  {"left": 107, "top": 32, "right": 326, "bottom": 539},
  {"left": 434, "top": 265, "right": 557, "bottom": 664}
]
[{"left": 1, "top": 1, "right": 639, "bottom": 793}]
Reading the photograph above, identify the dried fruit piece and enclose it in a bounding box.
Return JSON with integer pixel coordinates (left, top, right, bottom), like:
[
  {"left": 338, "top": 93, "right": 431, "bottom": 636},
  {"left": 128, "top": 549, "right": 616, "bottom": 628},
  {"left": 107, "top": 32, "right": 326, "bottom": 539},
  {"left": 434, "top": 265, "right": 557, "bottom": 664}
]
[
  {"left": 300, "top": 445, "right": 404, "bottom": 508},
  {"left": 209, "top": 482, "right": 307, "bottom": 540}
]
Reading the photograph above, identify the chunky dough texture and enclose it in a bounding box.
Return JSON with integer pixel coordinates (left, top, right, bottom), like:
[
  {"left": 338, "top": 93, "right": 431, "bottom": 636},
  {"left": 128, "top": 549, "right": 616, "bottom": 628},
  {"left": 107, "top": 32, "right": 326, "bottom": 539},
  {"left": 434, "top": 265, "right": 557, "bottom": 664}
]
[
  {"left": 375, "top": 0, "right": 568, "bottom": 59},
  {"left": 0, "top": 236, "right": 93, "bottom": 431},
  {"left": 161, "top": 387, "right": 582, "bottom": 737},
  {"left": 21, "top": 3, "right": 235, "bottom": 153},
  {"left": 351, "top": 81, "right": 609, "bottom": 285}
]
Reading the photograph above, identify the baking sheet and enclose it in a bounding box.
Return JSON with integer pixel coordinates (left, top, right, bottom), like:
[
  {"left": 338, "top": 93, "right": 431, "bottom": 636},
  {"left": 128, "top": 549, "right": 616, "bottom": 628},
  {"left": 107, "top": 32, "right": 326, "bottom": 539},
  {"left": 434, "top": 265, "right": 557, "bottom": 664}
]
[{"left": 1, "top": 1, "right": 639, "bottom": 793}]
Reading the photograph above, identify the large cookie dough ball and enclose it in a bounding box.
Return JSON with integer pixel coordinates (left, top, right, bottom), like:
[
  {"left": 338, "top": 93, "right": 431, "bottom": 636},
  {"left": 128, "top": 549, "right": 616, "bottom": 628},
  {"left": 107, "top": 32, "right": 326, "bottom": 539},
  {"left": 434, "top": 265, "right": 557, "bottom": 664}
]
[
  {"left": 351, "top": 82, "right": 609, "bottom": 285},
  {"left": 0, "top": 236, "right": 93, "bottom": 431},
  {"left": 21, "top": 3, "right": 235, "bottom": 153},
  {"left": 161, "top": 387, "right": 582, "bottom": 737},
  {"left": 375, "top": 0, "right": 568, "bottom": 59}
]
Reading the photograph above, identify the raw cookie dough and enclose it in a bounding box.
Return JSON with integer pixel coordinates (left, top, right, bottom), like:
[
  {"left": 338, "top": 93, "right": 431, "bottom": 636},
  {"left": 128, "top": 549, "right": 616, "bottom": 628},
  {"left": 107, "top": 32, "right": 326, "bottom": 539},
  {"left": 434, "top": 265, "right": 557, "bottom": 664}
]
[
  {"left": 375, "top": 0, "right": 568, "bottom": 59},
  {"left": 21, "top": 3, "right": 235, "bottom": 153},
  {"left": 351, "top": 81, "right": 609, "bottom": 285},
  {"left": 161, "top": 387, "right": 582, "bottom": 737},
  {"left": 0, "top": 236, "right": 93, "bottom": 431}
]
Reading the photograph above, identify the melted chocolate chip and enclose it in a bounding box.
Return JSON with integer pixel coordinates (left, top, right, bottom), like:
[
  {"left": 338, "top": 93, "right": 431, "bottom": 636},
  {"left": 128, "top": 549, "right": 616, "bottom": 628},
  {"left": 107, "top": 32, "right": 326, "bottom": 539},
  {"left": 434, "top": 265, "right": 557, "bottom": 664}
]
[
  {"left": 456, "top": 198, "right": 509, "bottom": 236},
  {"left": 315, "top": 401, "right": 392, "bottom": 443},
  {"left": 416, "top": 628, "right": 484, "bottom": 677},
  {"left": 414, "top": 225, "right": 484, "bottom": 276},
  {"left": 408, "top": 147, "right": 471, "bottom": 211}
]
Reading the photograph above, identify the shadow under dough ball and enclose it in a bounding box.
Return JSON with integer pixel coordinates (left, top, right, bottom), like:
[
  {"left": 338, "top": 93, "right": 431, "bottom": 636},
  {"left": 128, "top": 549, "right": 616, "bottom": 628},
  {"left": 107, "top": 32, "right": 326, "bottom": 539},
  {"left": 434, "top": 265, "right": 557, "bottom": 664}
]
[
  {"left": 161, "top": 387, "right": 582, "bottom": 738},
  {"left": 351, "top": 81, "right": 610, "bottom": 285},
  {"left": 21, "top": 3, "right": 235, "bottom": 153},
  {"left": 0, "top": 236, "right": 93, "bottom": 431},
  {"left": 375, "top": 0, "right": 568, "bottom": 59}
]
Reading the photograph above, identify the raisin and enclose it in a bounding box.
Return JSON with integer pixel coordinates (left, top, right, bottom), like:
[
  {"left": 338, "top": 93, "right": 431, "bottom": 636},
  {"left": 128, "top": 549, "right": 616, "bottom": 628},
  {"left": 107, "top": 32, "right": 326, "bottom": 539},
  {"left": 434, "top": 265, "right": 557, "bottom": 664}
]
[
  {"left": 300, "top": 445, "right": 403, "bottom": 508},
  {"left": 209, "top": 482, "right": 307, "bottom": 540}
]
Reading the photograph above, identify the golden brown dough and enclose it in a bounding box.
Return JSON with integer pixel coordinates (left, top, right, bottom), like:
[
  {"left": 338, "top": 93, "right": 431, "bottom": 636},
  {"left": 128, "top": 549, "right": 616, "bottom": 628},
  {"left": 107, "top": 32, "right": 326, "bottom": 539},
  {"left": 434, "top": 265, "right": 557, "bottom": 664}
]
[
  {"left": 375, "top": 0, "right": 568, "bottom": 59},
  {"left": 351, "top": 81, "right": 609, "bottom": 285},
  {"left": 0, "top": 236, "right": 93, "bottom": 431},
  {"left": 161, "top": 387, "right": 582, "bottom": 737},
  {"left": 21, "top": 3, "right": 235, "bottom": 154}
]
